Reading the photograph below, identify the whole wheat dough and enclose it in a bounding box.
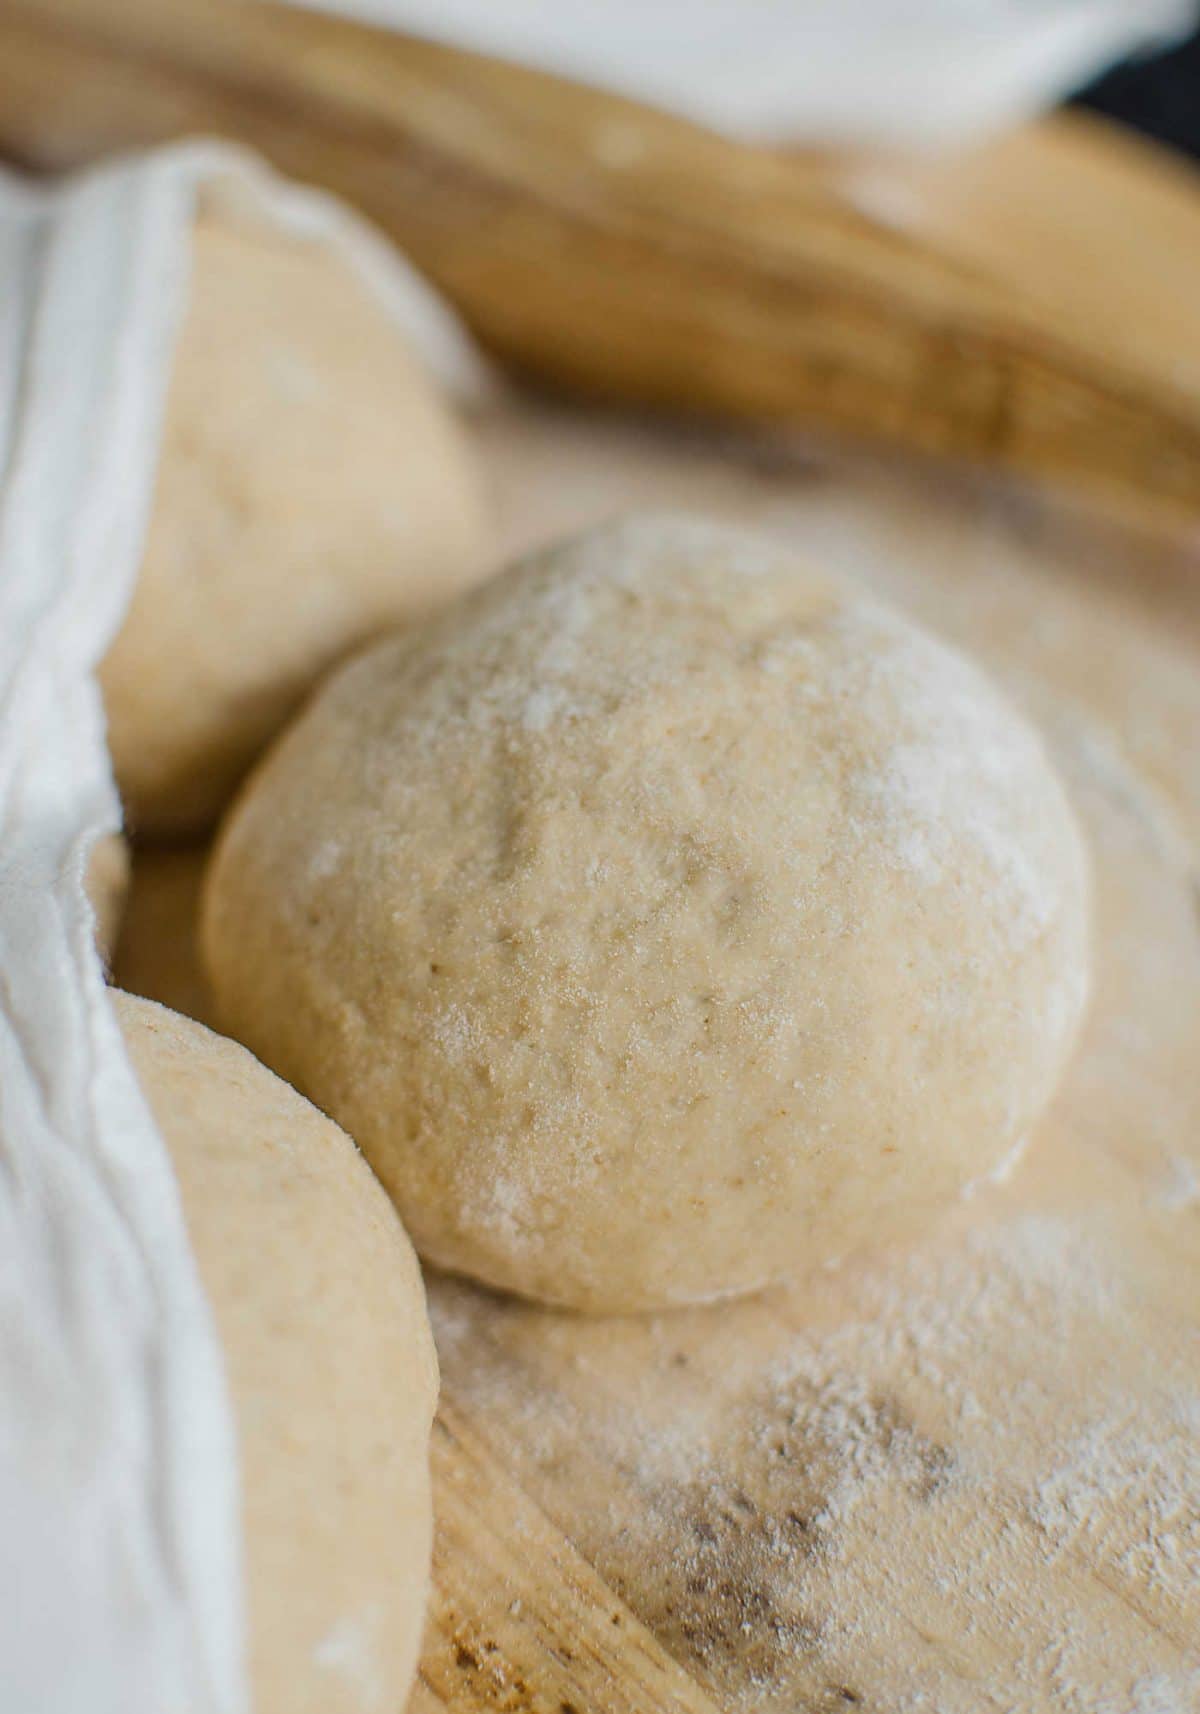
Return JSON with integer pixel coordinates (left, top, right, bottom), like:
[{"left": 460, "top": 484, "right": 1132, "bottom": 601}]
[
  {"left": 203, "top": 516, "right": 1091, "bottom": 1311},
  {"left": 101, "top": 206, "right": 488, "bottom": 836},
  {"left": 114, "top": 992, "right": 438, "bottom": 1714}
]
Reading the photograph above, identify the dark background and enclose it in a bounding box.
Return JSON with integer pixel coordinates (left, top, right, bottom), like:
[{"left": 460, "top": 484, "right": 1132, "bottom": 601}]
[{"left": 1074, "top": 23, "right": 1200, "bottom": 160}]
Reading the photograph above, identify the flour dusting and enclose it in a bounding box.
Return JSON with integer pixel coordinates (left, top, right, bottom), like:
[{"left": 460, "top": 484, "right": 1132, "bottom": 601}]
[{"left": 432, "top": 1203, "right": 1199, "bottom": 1712}]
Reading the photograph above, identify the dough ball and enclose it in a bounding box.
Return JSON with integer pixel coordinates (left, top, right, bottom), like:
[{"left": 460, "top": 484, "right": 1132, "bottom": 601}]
[
  {"left": 101, "top": 206, "right": 488, "bottom": 836},
  {"left": 203, "top": 516, "right": 1091, "bottom": 1312},
  {"left": 114, "top": 992, "right": 438, "bottom": 1713},
  {"left": 85, "top": 832, "right": 130, "bottom": 966}
]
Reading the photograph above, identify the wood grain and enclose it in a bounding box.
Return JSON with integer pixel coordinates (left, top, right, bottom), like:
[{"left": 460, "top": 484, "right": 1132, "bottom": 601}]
[
  {"left": 843, "top": 115, "right": 1200, "bottom": 406},
  {"left": 415, "top": 1402, "right": 722, "bottom": 1714},
  {"left": 1, "top": 0, "right": 1199, "bottom": 524}
]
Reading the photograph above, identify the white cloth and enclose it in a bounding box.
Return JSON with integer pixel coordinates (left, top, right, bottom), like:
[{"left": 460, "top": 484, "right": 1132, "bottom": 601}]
[
  {"left": 0, "top": 141, "right": 480, "bottom": 1714},
  {"left": 0, "top": 149, "right": 242, "bottom": 1714},
  {"left": 288, "top": 0, "right": 1198, "bottom": 145}
]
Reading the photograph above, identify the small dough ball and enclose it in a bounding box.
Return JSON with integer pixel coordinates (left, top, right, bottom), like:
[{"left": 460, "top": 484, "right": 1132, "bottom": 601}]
[
  {"left": 85, "top": 832, "right": 130, "bottom": 965},
  {"left": 102, "top": 205, "right": 488, "bottom": 836},
  {"left": 203, "top": 516, "right": 1091, "bottom": 1312},
  {"left": 114, "top": 992, "right": 438, "bottom": 1713}
]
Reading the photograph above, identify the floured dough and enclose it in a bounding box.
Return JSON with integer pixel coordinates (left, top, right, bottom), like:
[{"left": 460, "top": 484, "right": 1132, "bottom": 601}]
[
  {"left": 114, "top": 992, "right": 438, "bottom": 1713},
  {"left": 101, "top": 206, "right": 488, "bottom": 835},
  {"left": 202, "top": 515, "right": 1091, "bottom": 1311}
]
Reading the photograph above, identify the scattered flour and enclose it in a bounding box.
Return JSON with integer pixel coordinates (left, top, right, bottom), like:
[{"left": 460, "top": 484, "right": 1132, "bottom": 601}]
[
  {"left": 430, "top": 1207, "right": 1198, "bottom": 1712},
  {"left": 1031, "top": 1405, "right": 1200, "bottom": 1594}
]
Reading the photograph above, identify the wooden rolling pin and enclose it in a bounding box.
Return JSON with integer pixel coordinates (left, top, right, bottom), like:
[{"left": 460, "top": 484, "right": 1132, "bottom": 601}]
[{"left": 3, "top": 0, "right": 1200, "bottom": 524}]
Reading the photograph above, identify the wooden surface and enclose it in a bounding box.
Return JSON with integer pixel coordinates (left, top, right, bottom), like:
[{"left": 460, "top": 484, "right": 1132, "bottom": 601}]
[
  {"left": 117, "top": 392, "right": 1200, "bottom": 1714},
  {"left": 87, "top": 44, "right": 1200, "bottom": 1712},
  {"left": 3, "top": 0, "right": 1200, "bottom": 524}
]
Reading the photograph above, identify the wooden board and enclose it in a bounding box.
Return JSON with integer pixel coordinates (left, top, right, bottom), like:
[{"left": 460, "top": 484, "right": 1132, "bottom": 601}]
[
  {"left": 88, "top": 42, "right": 1200, "bottom": 1707},
  {"left": 117, "top": 388, "right": 1200, "bottom": 1713}
]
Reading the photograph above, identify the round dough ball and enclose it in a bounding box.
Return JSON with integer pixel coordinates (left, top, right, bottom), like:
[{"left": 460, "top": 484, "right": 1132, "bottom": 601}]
[
  {"left": 101, "top": 205, "right": 488, "bottom": 836},
  {"left": 114, "top": 992, "right": 438, "bottom": 1714},
  {"left": 203, "top": 516, "right": 1091, "bottom": 1312}
]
